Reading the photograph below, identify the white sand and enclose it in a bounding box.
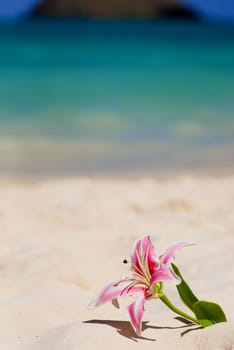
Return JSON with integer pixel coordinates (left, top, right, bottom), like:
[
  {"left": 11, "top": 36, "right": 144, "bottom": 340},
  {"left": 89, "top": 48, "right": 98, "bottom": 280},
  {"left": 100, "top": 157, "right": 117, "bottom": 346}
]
[{"left": 0, "top": 175, "right": 233, "bottom": 349}]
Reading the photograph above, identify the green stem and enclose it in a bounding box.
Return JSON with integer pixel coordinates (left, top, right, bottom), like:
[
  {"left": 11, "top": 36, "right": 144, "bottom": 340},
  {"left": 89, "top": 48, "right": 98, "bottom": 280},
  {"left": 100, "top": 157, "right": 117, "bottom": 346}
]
[{"left": 160, "top": 294, "right": 199, "bottom": 325}]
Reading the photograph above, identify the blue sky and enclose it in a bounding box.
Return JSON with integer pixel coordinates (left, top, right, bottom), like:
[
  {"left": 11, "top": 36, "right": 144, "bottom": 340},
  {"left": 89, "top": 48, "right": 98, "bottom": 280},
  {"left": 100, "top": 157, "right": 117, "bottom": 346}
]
[
  {"left": 0, "top": 0, "right": 234, "bottom": 20},
  {"left": 0, "top": 0, "right": 42, "bottom": 19},
  {"left": 180, "top": 0, "right": 234, "bottom": 20}
]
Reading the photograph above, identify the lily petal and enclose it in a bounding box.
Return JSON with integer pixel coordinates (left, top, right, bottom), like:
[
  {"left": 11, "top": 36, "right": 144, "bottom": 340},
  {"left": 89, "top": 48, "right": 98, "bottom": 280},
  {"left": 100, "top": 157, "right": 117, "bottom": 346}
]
[
  {"left": 150, "top": 266, "right": 180, "bottom": 287},
  {"left": 132, "top": 235, "right": 157, "bottom": 276},
  {"left": 88, "top": 279, "right": 145, "bottom": 310},
  {"left": 127, "top": 296, "right": 146, "bottom": 336},
  {"left": 159, "top": 242, "right": 190, "bottom": 266}
]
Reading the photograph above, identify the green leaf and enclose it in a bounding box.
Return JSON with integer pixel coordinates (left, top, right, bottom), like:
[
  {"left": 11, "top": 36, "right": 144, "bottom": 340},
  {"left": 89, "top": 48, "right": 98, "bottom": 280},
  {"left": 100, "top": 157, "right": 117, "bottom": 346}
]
[
  {"left": 171, "top": 263, "right": 199, "bottom": 312},
  {"left": 193, "top": 301, "right": 227, "bottom": 327},
  {"left": 194, "top": 318, "right": 214, "bottom": 327}
]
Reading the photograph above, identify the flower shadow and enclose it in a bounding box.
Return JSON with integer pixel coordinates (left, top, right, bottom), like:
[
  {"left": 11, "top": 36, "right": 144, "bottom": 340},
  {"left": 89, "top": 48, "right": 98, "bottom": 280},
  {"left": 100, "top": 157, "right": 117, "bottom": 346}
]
[
  {"left": 84, "top": 319, "right": 194, "bottom": 342},
  {"left": 84, "top": 319, "right": 156, "bottom": 342},
  {"left": 174, "top": 317, "right": 203, "bottom": 337}
]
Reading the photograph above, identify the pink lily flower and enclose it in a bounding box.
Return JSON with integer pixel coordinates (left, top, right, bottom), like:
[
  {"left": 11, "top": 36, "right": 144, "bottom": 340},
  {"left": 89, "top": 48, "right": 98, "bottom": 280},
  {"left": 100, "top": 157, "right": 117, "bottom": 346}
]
[{"left": 89, "top": 235, "right": 189, "bottom": 336}]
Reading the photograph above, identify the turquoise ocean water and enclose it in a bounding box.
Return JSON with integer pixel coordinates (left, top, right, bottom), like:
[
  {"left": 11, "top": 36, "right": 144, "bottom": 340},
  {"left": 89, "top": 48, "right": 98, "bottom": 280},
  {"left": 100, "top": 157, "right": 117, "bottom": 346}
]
[{"left": 0, "top": 20, "right": 234, "bottom": 176}]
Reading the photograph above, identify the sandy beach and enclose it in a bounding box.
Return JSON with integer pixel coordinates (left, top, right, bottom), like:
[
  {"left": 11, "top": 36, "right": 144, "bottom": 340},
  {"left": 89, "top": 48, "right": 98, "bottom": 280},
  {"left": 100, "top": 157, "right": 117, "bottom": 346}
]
[{"left": 0, "top": 174, "right": 233, "bottom": 349}]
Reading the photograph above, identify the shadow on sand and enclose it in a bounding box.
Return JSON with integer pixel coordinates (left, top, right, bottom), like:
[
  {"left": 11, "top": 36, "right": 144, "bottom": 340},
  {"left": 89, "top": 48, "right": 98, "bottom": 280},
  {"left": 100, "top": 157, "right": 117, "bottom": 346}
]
[{"left": 84, "top": 317, "right": 201, "bottom": 342}]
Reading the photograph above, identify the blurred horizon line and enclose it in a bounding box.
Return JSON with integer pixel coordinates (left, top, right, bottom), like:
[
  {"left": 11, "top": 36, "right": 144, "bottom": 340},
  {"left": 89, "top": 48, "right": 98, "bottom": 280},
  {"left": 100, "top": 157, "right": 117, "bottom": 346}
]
[{"left": 1, "top": 0, "right": 234, "bottom": 23}]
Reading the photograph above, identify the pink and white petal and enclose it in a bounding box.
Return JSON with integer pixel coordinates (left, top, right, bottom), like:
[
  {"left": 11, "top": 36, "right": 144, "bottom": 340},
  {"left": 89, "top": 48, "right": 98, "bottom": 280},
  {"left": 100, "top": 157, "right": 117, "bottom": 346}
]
[
  {"left": 150, "top": 266, "right": 180, "bottom": 286},
  {"left": 88, "top": 279, "right": 130, "bottom": 310},
  {"left": 159, "top": 242, "right": 191, "bottom": 266},
  {"left": 127, "top": 296, "right": 146, "bottom": 336},
  {"left": 132, "top": 236, "right": 146, "bottom": 273},
  {"left": 132, "top": 235, "right": 157, "bottom": 276},
  {"left": 88, "top": 279, "right": 145, "bottom": 310},
  {"left": 144, "top": 236, "right": 159, "bottom": 275}
]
